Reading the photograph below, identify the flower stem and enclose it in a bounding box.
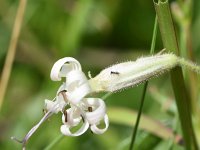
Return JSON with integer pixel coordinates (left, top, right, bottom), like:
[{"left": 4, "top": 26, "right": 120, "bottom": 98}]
[
  {"left": 178, "top": 58, "right": 200, "bottom": 74},
  {"left": 129, "top": 82, "right": 148, "bottom": 150},
  {"left": 44, "top": 134, "right": 64, "bottom": 150},
  {"left": 154, "top": 0, "right": 198, "bottom": 149},
  {"left": 129, "top": 16, "right": 158, "bottom": 150}
]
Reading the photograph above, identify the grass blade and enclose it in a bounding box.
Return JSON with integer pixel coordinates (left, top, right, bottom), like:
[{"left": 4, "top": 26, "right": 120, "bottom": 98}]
[
  {"left": 44, "top": 134, "right": 64, "bottom": 150},
  {"left": 154, "top": 0, "right": 198, "bottom": 149},
  {"left": 0, "top": 0, "right": 27, "bottom": 110},
  {"left": 129, "top": 16, "right": 158, "bottom": 150},
  {"left": 108, "top": 107, "right": 182, "bottom": 145}
]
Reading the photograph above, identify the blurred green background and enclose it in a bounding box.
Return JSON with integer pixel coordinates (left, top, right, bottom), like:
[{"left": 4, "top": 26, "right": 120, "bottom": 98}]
[{"left": 0, "top": 0, "right": 200, "bottom": 149}]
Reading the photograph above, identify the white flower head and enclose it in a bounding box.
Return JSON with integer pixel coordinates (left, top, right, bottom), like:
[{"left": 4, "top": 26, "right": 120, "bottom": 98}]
[
  {"left": 12, "top": 57, "right": 109, "bottom": 150},
  {"left": 46, "top": 57, "right": 109, "bottom": 136}
]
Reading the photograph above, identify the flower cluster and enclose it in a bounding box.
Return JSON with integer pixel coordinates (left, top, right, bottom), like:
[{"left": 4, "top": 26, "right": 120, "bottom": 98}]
[{"left": 45, "top": 57, "right": 109, "bottom": 136}]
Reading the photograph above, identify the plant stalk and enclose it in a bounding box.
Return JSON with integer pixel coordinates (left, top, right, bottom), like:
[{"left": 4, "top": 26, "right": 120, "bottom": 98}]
[{"left": 154, "top": 0, "right": 198, "bottom": 149}]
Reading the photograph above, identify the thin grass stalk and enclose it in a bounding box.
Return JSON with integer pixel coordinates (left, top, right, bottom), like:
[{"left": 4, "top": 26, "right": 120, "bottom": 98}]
[
  {"left": 129, "top": 16, "right": 158, "bottom": 150},
  {"left": 44, "top": 134, "right": 64, "bottom": 150},
  {"left": 0, "top": 0, "right": 27, "bottom": 110},
  {"left": 154, "top": 0, "right": 198, "bottom": 149},
  {"left": 129, "top": 82, "right": 148, "bottom": 150}
]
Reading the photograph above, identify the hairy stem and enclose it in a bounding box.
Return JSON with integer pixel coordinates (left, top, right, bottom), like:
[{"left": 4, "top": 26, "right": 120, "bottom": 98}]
[{"left": 178, "top": 58, "right": 200, "bottom": 74}]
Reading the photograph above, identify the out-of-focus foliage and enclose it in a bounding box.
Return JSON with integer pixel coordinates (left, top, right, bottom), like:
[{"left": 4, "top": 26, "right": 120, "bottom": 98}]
[{"left": 0, "top": 0, "right": 200, "bottom": 150}]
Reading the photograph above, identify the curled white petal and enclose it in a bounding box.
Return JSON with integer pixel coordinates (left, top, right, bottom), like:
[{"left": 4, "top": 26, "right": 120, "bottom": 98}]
[
  {"left": 56, "top": 94, "right": 67, "bottom": 110},
  {"left": 44, "top": 99, "right": 64, "bottom": 114},
  {"left": 50, "top": 57, "right": 82, "bottom": 81},
  {"left": 65, "top": 70, "right": 91, "bottom": 104},
  {"left": 44, "top": 93, "right": 66, "bottom": 113},
  {"left": 83, "top": 98, "right": 109, "bottom": 134},
  {"left": 67, "top": 83, "right": 91, "bottom": 104},
  {"left": 60, "top": 121, "right": 89, "bottom": 136},
  {"left": 62, "top": 108, "right": 82, "bottom": 127},
  {"left": 66, "top": 70, "right": 88, "bottom": 91},
  {"left": 44, "top": 99, "right": 56, "bottom": 112},
  {"left": 84, "top": 98, "right": 106, "bottom": 124},
  {"left": 56, "top": 83, "right": 67, "bottom": 94},
  {"left": 90, "top": 114, "right": 109, "bottom": 134}
]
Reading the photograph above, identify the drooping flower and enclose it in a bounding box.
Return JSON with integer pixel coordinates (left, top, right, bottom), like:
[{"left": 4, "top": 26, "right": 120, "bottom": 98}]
[
  {"left": 13, "top": 53, "right": 200, "bottom": 149},
  {"left": 12, "top": 57, "right": 109, "bottom": 149},
  {"left": 47, "top": 57, "right": 109, "bottom": 136}
]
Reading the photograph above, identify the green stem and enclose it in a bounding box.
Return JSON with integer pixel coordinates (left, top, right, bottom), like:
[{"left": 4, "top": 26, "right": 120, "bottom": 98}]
[
  {"left": 129, "top": 82, "right": 148, "bottom": 150},
  {"left": 150, "top": 16, "right": 158, "bottom": 54},
  {"left": 179, "top": 58, "right": 200, "bottom": 74},
  {"left": 44, "top": 134, "right": 64, "bottom": 150},
  {"left": 129, "top": 16, "right": 158, "bottom": 150},
  {"left": 154, "top": 0, "right": 198, "bottom": 149}
]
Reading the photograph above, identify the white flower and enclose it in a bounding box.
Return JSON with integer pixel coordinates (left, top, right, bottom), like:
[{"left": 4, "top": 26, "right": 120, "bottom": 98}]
[
  {"left": 46, "top": 57, "right": 109, "bottom": 136},
  {"left": 12, "top": 53, "right": 200, "bottom": 149},
  {"left": 13, "top": 57, "right": 109, "bottom": 150},
  {"left": 60, "top": 98, "right": 109, "bottom": 136}
]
